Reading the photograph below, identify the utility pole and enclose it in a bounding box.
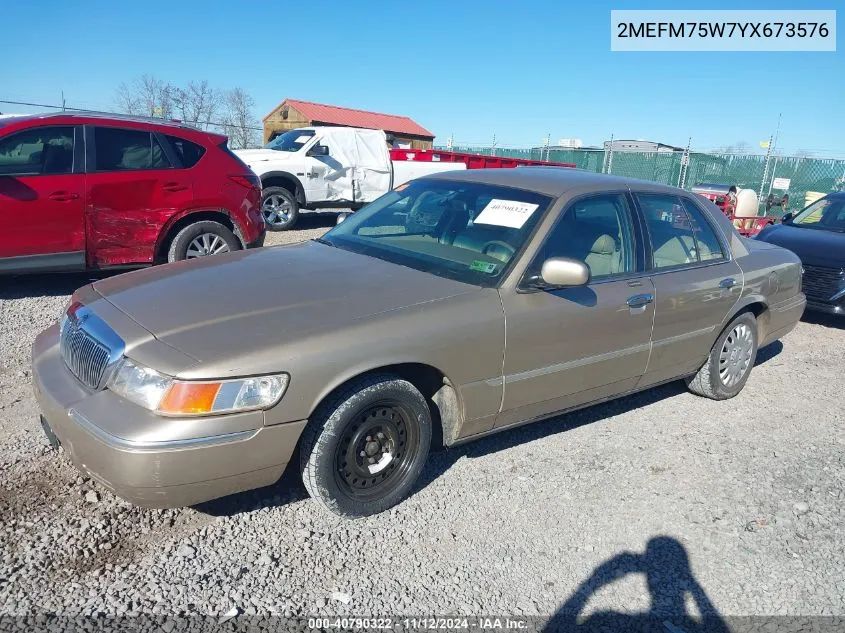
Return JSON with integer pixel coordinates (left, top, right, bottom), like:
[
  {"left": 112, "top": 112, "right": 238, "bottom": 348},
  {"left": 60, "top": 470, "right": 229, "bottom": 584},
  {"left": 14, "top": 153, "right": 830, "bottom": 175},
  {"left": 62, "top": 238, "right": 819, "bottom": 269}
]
[{"left": 61, "top": 91, "right": 66, "bottom": 111}]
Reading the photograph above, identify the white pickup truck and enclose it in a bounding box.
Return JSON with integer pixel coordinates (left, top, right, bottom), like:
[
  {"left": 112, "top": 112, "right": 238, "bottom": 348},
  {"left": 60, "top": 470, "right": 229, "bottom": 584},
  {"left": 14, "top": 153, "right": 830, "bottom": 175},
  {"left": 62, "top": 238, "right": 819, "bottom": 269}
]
[{"left": 235, "top": 126, "right": 465, "bottom": 230}]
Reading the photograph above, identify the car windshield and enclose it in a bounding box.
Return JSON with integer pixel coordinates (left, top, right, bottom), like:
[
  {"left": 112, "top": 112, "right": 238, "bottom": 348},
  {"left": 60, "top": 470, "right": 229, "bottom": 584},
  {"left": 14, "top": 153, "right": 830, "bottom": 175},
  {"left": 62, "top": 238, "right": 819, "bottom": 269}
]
[
  {"left": 264, "top": 129, "right": 315, "bottom": 152},
  {"left": 319, "top": 179, "right": 553, "bottom": 287},
  {"left": 788, "top": 197, "right": 845, "bottom": 232}
]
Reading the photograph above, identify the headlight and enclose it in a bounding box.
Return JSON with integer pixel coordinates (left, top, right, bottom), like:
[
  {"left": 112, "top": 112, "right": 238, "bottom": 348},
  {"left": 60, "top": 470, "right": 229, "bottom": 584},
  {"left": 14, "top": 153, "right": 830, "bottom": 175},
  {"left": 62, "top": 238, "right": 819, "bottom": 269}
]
[{"left": 107, "top": 358, "right": 289, "bottom": 416}]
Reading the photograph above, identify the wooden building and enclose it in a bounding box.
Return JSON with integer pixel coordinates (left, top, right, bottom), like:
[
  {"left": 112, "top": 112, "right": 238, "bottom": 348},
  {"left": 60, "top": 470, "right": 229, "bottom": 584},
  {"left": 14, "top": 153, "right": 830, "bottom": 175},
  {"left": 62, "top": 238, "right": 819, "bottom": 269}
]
[{"left": 262, "top": 99, "right": 435, "bottom": 149}]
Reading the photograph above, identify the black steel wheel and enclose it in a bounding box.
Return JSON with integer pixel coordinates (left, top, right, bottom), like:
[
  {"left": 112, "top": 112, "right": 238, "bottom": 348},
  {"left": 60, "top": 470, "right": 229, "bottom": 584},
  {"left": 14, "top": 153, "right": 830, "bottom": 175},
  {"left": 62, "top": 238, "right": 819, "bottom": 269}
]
[
  {"left": 334, "top": 401, "right": 420, "bottom": 501},
  {"left": 300, "top": 374, "right": 432, "bottom": 517}
]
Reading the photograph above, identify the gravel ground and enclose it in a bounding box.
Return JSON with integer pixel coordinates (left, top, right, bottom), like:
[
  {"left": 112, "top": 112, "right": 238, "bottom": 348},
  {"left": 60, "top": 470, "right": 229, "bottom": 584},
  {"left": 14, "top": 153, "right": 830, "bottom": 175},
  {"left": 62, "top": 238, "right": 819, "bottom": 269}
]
[{"left": 1, "top": 221, "right": 843, "bottom": 626}]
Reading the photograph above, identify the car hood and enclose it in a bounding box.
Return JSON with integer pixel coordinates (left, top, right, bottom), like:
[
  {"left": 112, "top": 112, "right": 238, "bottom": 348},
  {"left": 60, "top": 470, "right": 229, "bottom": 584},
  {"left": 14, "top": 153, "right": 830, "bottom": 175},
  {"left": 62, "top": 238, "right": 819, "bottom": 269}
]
[
  {"left": 233, "top": 148, "right": 293, "bottom": 166},
  {"left": 756, "top": 224, "right": 845, "bottom": 268},
  {"left": 91, "top": 241, "right": 476, "bottom": 367}
]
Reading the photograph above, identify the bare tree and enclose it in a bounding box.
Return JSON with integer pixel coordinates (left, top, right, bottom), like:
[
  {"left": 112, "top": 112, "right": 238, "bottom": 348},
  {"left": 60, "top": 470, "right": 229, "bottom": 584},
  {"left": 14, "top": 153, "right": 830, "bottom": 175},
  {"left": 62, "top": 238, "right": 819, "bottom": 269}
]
[
  {"left": 172, "top": 80, "right": 220, "bottom": 129},
  {"left": 114, "top": 76, "right": 259, "bottom": 144},
  {"left": 114, "top": 74, "right": 174, "bottom": 118},
  {"left": 221, "top": 87, "right": 259, "bottom": 149}
]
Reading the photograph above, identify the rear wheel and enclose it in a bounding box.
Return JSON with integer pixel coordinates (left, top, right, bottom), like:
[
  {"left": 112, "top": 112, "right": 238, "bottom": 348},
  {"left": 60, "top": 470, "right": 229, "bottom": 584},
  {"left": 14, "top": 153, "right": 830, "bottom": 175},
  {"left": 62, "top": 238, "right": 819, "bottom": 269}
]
[
  {"left": 686, "top": 312, "right": 758, "bottom": 400},
  {"left": 261, "top": 186, "right": 299, "bottom": 231},
  {"left": 300, "top": 374, "right": 432, "bottom": 518},
  {"left": 167, "top": 221, "right": 241, "bottom": 263}
]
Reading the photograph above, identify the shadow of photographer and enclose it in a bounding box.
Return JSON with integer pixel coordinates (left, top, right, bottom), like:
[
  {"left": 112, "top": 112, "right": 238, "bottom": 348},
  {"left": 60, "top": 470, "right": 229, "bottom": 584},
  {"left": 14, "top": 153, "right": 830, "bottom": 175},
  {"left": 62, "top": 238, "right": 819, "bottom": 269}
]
[{"left": 545, "top": 536, "right": 730, "bottom": 633}]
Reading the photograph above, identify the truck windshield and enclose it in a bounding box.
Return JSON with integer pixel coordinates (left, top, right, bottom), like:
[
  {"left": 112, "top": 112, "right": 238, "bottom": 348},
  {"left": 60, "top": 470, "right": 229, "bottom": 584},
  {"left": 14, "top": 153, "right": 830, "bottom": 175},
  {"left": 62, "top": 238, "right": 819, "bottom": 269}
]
[
  {"left": 320, "top": 179, "right": 553, "bottom": 287},
  {"left": 264, "top": 129, "right": 315, "bottom": 152}
]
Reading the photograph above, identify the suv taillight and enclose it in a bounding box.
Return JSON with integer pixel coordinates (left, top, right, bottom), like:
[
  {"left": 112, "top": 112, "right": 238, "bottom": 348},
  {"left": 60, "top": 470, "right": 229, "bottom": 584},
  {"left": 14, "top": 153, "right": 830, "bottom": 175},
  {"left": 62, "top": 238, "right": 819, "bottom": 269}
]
[{"left": 229, "top": 174, "right": 261, "bottom": 191}]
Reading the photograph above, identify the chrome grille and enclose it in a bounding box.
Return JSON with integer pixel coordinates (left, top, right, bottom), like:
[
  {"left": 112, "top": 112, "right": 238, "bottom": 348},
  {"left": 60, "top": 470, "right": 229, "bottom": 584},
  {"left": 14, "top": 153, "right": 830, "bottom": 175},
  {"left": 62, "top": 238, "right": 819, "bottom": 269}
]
[
  {"left": 60, "top": 319, "right": 111, "bottom": 390},
  {"left": 801, "top": 264, "right": 845, "bottom": 301}
]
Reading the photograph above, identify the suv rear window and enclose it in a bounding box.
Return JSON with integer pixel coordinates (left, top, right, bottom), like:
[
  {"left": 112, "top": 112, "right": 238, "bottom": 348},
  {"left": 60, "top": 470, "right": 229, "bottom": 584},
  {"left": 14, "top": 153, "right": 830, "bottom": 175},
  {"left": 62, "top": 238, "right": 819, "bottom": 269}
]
[
  {"left": 217, "top": 140, "right": 251, "bottom": 169},
  {"left": 93, "top": 127, "right": 170, "bottom": 171},
  {"left": 165, "top": 135, "right": 206, "bottom": 168}
]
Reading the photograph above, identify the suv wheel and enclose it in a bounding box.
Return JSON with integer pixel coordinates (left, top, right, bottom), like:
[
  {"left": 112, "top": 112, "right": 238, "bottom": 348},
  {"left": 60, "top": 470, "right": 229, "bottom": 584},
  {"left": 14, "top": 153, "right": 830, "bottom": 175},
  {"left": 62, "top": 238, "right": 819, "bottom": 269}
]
[
  {"left": 261, "top": 187, "right": 299, "bottom": 231},
  {"left": 686, "top": 312, "right": 758, "bottom": 400},
  {"left": 167, "top": 221, "right": 241, "bottom": 262},
  {"left": 300, "top": 374, "right": 432, "bottom": 518}
]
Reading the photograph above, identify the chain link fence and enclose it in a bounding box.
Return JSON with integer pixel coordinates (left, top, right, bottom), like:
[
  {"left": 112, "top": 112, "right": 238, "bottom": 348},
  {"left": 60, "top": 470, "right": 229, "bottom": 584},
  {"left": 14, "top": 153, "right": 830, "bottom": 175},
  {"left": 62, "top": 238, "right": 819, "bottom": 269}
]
[{"left": 444, "top": 144, "right": 845, "bottom": 216}]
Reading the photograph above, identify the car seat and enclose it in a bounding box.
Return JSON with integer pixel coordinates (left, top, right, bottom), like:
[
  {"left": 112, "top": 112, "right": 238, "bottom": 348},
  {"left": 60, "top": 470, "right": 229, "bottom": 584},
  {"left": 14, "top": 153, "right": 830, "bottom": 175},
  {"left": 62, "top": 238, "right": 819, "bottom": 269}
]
[
  {"left": 41, "top": 143, "right": 73, "bottom": 174},
  {"left": 584, "top": 234, "right": 619, "bottom": 277}
]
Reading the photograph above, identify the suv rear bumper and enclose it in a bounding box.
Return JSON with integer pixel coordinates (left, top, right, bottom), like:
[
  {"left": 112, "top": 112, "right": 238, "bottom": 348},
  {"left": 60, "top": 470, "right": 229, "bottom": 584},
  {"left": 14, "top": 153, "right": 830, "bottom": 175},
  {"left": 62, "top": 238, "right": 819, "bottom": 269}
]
[{"left": 246, "top": 228, "right": 266, "bottom": 249}]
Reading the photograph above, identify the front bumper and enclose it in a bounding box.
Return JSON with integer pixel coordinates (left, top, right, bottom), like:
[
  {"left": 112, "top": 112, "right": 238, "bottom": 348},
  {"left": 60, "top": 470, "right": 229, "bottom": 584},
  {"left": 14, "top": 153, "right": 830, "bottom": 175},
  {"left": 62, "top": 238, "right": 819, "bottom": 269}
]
[
  {"left": 805, "top": 298, "right": 844, "bottom": 316},
  {"left": 31, "top": 326, "right": 305, "bottom": 508}
]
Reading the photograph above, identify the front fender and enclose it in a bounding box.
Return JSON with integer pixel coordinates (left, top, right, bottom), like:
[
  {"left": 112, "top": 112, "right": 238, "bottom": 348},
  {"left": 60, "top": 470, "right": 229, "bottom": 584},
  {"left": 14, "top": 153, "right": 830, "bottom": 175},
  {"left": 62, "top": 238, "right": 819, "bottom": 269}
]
[{"left": 258, "top": 170, "right": 306, "bottom": 204}]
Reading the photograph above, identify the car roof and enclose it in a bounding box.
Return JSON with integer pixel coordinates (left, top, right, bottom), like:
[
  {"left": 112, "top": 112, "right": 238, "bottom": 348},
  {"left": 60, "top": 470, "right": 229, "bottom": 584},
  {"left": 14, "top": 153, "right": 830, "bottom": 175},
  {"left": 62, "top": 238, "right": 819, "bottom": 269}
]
[
  {"left": 0, "top": 111, "right": 203, "bottom": 132},
  {"left": 425, "top": 166, "right": 691, "bottom": 198},
  {"left": 0, "top": 111, "right": 225, "bottom": 144}
]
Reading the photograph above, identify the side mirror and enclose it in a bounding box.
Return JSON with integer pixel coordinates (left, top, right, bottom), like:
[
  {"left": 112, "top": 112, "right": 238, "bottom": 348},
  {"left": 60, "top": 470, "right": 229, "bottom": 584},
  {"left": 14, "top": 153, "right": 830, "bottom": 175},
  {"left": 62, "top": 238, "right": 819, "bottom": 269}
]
[
  {"left": 307, "top": 144, "right": 329, "bottom": 157},
  {"left": 781, "top": 211, "right": 794, "bottom": 223},
  {"left": 525, "top": 257, "right": 591, "bottom": 289},
  {"left": 541, "top": 257, "right": 590, "bottom": 287}
]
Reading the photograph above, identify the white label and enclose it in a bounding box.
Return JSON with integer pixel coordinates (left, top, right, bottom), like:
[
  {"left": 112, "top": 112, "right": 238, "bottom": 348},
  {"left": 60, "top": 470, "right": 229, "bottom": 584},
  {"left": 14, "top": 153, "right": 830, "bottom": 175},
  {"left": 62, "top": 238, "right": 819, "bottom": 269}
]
[
  {"left": 474, "top": 199, "right": 539, "bottom": 229},
  {"left": 772, "top": 177, "right": 791, "bottom": 190},
  {"left": 295, "top": 135, "right": 312, "bottom": 144}
]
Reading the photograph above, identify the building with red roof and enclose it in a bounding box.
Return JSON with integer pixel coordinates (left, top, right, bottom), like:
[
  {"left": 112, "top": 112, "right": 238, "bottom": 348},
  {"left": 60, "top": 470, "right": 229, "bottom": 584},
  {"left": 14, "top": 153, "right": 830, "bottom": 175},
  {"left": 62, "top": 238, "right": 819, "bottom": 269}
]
[{"left": 262, "top": 99, "right": 435, "bottom": 149}]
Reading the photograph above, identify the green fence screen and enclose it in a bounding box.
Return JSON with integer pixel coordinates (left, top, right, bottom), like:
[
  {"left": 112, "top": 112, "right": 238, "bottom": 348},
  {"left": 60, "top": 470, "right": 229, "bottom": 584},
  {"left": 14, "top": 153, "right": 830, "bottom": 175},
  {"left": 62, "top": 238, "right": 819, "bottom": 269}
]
[{"left": 440, "top": 145, "right": 845, "bottom": 217}]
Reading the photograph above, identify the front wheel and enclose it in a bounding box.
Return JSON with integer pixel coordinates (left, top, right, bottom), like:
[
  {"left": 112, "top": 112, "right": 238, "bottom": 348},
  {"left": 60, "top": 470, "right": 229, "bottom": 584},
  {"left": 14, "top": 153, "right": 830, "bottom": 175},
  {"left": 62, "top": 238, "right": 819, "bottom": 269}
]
[
  {"left": 300, "top": 375, "right": 432, "bottom": 518},
  {"left": 261, "top": 186, "right": 299, "bottom": 231},
  {"left": 686, "top": 312, "right": 758, "bottom": 400}
]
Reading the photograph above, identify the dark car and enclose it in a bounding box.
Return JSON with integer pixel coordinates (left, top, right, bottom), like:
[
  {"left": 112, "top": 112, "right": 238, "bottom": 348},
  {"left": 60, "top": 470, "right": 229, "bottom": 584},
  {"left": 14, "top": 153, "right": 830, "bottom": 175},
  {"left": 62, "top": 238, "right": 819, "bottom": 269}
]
[
  {"left": 0, "top": 112, "right": 265, "bottom": 275},
  {"left": 755, "top": 192, "right": 845, "bottom": 315}
]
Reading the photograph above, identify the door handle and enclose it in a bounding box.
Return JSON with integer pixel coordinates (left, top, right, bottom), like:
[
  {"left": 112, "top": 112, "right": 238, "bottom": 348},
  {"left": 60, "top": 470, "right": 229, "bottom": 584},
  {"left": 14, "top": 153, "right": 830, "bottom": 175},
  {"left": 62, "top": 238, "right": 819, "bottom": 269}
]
[
  {"left": 48, "top": 191, "right": 79, "bottom": 202},
  {"left": 719, "top": 278, "right": 737, "bottom": 289},
  {"left": 162, "top": 182, "right": 188, "bottom": 192},
  {"left": 627, "top": 293, "right": 654, "bottom": 308}
]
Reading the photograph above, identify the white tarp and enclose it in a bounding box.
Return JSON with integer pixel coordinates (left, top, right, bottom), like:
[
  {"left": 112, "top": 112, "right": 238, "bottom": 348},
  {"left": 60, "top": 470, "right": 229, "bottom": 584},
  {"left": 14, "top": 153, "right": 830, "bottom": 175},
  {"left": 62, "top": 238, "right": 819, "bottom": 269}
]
[{"left": 317, "top": 127, "right": 391, "bottom": 203}]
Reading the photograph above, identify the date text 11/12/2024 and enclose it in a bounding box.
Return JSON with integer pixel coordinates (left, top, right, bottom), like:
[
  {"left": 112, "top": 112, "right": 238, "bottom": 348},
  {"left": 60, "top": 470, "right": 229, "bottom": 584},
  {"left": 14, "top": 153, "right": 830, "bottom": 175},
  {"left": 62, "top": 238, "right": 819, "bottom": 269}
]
[{"left": 307, "top": 617, "right": 530, "bottom": 630}]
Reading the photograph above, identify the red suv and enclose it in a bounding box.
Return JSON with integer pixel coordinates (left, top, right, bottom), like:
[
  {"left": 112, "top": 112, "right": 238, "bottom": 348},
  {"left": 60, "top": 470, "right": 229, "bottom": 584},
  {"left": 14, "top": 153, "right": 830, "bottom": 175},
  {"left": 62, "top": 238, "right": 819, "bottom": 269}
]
[{"left": 0, "top": 112, "right": 265, "bottom": 274}]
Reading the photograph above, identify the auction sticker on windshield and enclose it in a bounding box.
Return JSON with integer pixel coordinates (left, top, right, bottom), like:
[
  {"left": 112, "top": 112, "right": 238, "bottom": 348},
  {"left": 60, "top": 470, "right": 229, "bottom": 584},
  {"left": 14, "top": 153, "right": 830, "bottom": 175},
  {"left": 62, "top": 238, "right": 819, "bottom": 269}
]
[{"left": 474, "top": 199, "right": 539, "bottom": 229}]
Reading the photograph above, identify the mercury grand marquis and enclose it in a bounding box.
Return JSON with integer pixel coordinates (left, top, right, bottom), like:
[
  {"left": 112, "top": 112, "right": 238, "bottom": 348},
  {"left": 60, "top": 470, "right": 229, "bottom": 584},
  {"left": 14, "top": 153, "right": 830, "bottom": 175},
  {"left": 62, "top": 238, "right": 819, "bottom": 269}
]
[{"left": 33, "top": 168, "right": 807, "bottom": 517}]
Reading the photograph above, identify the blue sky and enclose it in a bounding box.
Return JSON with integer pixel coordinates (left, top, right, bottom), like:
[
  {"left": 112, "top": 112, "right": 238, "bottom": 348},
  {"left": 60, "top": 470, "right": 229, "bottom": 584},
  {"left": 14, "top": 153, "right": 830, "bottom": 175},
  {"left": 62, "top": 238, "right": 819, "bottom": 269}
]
[{"left": 1, "top": 0, "right": 841, "bottom": 155}]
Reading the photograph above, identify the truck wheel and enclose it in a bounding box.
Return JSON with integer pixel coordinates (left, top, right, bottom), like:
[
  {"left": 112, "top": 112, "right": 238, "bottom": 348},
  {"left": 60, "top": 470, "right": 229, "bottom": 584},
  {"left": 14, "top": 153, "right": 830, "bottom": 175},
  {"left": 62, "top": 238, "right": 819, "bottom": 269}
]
[
  {"left": 261, "top": 187, "right": 299, "bottom": 231},
  {"left": 686, "top": 312, "right": 758, "bottom": 400},
  {"left": 300, "top": 374, "right": 432, "bottom": 518},
  {"left": 167, "top": 221, "right": 241, "bottom": 263}
]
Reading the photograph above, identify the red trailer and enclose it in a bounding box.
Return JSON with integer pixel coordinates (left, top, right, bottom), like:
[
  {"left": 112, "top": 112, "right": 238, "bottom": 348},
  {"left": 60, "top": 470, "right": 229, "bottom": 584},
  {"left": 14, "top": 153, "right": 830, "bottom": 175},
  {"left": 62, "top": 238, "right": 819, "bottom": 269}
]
[{"left": 389, "top": 148, "right": 577, "bottom": 170}]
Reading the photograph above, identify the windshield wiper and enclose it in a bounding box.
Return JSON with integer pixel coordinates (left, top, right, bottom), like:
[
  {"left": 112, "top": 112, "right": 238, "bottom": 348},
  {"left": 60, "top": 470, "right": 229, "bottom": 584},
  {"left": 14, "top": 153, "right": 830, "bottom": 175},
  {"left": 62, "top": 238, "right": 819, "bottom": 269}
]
[{"left": 314, "top": 237, "right": 335, "bottom": 247}]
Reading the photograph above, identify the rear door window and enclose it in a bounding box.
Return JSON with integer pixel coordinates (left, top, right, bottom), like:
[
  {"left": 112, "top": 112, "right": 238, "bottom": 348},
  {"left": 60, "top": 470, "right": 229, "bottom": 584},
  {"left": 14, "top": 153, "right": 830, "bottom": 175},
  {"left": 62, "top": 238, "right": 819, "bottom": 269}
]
[
  {"left": 165, "top": 135, "right": 206, "bottom": 168},
  {"left": 680, "top": 197, "right": 726, "bottom": 261},
  {"left": 0, "top": 126, "right": 75, "bottom": 175},
  {"left": 93, "top": 127, "right": 171, "bottom": 171},
  {"left": 637, "top": 193, "right": 701, "bottom": 269}
]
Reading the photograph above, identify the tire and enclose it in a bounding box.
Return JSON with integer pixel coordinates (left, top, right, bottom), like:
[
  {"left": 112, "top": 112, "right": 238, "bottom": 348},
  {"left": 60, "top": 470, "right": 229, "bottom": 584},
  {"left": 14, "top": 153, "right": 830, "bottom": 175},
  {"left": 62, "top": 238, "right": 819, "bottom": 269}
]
[
  {"left": 167, "top": 221, "right": 241, "bottom": 263},
  {"left": 261, "top": 186, "right": 299, "bottom": 231},
  {"left": 300, "top": 374, "right": 432, "bottom": 518},
  {"left": 686, "top": 312, "right": 758, "bottom": 400}
]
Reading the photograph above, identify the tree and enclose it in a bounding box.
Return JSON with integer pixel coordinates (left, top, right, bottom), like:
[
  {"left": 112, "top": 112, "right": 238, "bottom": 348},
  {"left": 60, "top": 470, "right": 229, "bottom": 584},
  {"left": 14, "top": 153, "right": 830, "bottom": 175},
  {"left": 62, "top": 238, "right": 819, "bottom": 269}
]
[
  {"left": 221, "top": 87, "right": 259, "bottom": 149},
  {"left": 172, "top": 80, "right": 220, "bottom": 129},
  {"left": 115, "top": 74, "right": 174, "bottom": 118},
  {"left": 114, "top": 76, "right": 260, "bottom": 146}
]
